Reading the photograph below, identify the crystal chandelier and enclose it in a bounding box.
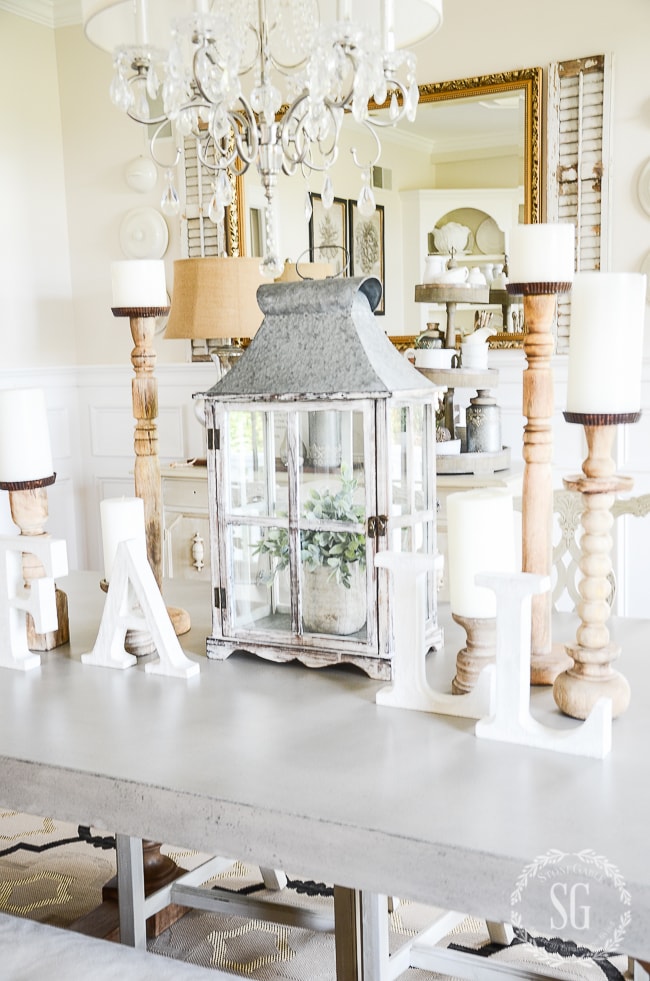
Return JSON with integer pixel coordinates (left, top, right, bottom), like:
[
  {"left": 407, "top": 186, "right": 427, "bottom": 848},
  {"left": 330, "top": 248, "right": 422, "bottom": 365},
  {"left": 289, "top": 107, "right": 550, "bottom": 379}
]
[{"left": 83, "top": 0, "right": 443, "bottom": 276}]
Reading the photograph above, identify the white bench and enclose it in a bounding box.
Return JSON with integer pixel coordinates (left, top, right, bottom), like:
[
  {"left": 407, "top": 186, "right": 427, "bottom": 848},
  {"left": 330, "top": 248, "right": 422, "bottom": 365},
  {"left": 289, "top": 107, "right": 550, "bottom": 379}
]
[{"left": 0, "top": 912, "right": 236, "bottom": 980}]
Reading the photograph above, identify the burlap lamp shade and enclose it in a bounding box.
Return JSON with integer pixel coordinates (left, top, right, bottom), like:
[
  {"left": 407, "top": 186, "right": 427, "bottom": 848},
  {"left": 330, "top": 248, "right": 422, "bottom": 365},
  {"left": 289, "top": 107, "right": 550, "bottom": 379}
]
[
  {"left": 165, "top": 257, "right": 267, "bottom": 340},
  {"left": 275, "top": 260, "right": 333, "bottom": 283}
]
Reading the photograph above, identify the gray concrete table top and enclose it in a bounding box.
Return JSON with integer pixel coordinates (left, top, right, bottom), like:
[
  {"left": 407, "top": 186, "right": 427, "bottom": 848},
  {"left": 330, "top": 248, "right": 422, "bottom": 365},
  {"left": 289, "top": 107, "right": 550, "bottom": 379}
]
[{"left": 0, "top": 572, "right": 649, "bottom": 956}]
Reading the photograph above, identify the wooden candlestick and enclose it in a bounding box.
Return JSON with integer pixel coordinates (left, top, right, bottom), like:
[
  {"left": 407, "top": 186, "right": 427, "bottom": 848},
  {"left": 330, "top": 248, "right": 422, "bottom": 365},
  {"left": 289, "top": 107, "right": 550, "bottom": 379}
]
[
  {"left": 554, "top": 420, "right": 637, "bottom": 720},
  {"left": 509, "top": 283, "right": 573, "bottom": 685},
  {"left": 451, "top": 612, "right": 496, "bottom": 694},
  {"left": 113, "top": 306, "right": 190, "bottom": 637},
  {"left": 5, "top": 480, "right": 69, "bottom": 651}
]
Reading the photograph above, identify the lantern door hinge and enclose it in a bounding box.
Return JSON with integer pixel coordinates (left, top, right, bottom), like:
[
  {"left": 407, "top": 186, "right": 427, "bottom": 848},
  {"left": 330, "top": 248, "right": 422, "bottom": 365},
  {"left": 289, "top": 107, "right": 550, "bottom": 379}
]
[
  {"left": 207, "top": 427, "right": 220, "bottom": 451},
  {"left": 368, "top": 515, "right": 388, "bottom": 539},
  {"left": 214, "top": 586, "right": 226, "bottom": 609}
]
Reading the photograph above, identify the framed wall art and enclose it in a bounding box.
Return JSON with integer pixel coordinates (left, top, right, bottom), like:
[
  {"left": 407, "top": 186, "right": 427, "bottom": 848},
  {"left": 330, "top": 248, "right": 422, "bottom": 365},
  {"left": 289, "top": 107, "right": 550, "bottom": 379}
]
[
  {"left": 349, "top": 202, "right": 385, "bottom": 314},
  {"left": 308, "top": 194, "right": 348, "bottom": 275}
]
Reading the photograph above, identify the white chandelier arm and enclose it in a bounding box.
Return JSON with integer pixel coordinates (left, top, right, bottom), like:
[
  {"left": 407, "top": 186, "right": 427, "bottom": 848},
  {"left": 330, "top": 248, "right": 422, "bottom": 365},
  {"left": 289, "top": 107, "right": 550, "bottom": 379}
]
[
  {"left": 349, "top": 122, "right": 382, "bottom": 171},
  {"left": 148, "top": 123, "right": 181, "bottom": 172},
  {"left": 279, "top": 94, "right": 341, "bottom": 171}
]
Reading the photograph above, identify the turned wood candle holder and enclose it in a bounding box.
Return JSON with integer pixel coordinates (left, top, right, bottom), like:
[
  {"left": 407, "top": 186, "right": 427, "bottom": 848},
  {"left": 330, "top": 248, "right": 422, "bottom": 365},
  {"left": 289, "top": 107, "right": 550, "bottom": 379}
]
[
  {"left": 112, "top": 306, "right": 190, "bottom": 638},
  {"left": 451, "top": 612, "right": 496, "bottom": 694},
  {"left": 507, "top": 281, "right": 573, "bottom": 686},
  {"left": 2, "top": 476, "right": 70, "bottom": 651},
  {"left": 553, "top": 416, "right": 639, "bottom": 720}
]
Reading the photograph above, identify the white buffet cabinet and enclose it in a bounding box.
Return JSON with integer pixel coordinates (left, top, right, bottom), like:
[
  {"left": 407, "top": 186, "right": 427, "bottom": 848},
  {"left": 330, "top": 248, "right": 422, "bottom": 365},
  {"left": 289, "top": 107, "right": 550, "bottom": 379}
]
[{"left": 161, "top": 464, "right": 211, "bottom": 583}]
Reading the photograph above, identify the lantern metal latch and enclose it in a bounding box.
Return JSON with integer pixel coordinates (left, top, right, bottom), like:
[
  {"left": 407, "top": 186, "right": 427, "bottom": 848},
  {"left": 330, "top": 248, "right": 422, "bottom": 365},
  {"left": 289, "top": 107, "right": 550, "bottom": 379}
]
[
  {"left": 214, "top": 586, "right": 226, "bottom": 609},
  {"left": 207, "top": 427, "right": 220, "bottom": 451},
  {"left": 367, "top": 515, "right": 388, "bottom": 538}
]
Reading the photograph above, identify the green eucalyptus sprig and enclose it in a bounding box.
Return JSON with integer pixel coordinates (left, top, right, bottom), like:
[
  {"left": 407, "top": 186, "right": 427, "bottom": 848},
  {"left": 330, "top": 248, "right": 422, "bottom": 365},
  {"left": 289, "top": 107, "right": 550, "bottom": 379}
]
[{"left": 253, "top": 467, "right": 366, "bottom": 589}]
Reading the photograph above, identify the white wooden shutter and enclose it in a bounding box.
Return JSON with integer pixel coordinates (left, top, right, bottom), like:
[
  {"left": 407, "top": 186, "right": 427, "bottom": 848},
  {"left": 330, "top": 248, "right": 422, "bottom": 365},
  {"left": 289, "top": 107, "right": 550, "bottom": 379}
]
[
  {"left": 180, "top": 137, "right": 242, "bottom": 259},
  {"left": 181, "top": 137, "right": 224, "bottom": 258},
  {"left": 547, "top": 55, "right": 611, "bottom": 354}
]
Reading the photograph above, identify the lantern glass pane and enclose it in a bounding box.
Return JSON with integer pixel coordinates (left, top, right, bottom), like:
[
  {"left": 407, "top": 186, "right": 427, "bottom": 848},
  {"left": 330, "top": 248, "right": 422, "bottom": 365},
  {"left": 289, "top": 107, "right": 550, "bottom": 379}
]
[
  {"left": 226, "top": 410, "right": 269, "bottom": 516},
  {"left": 386, "top": 400, "right": 437, "bottom": 621},
  {"left": 388, "top": 402, "right": 426, "bottom": 516},
  {"left": 231, "top": 523, "right": 291, "bottom": 630},
  {"left": 224, "top": 409, "right": 300, "bottom": 518},
  {"left": 296, "top": 407, "right": 368, "bottom": 639}
]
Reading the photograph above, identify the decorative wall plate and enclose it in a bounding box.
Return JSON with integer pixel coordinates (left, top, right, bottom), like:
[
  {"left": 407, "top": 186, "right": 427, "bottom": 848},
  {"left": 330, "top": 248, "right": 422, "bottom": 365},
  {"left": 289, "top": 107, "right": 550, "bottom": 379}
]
[
  {"left": 119, "top": 207, "right": 169, "bottom": 259},
  {"left": 637, "top": 159, "right": 650, "bottom": 216},
  {"left": 476, "top": 217, "right": 504, "bottom": 255},
  {"left": 640, "top": 251, "right": 650, "bottom": 303}
]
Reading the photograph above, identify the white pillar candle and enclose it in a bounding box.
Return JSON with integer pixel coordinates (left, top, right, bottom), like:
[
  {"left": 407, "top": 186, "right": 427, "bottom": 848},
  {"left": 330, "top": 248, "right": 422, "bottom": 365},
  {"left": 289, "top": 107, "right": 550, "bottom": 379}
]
[
  {"left": 111, "top": 260, "right": 168, "bottom": 309},
  {"left": 0, "top": 388, "right": 54, "bottom": 483},
  {"left": 566, "top": 272, "right": 646, "bottom": 415},
  {"left": 100, "top": 496, "right": 146, "bottom": 582},
  {"left": 447, "top": 489, "right": 516, "bottom": 619},
  {"left": 508, "top": 223, "right": 575, "bottom": 284}
]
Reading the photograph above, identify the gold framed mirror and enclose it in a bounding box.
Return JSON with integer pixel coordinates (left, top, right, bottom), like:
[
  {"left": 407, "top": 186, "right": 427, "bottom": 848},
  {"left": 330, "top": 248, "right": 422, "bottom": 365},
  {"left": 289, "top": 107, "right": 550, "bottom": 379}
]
[
  {"left": 414, "top": 67, "right": 542, "bottom": 226},
  {"left": 216, "top": 67, "right": 542, "bottom": 349}
]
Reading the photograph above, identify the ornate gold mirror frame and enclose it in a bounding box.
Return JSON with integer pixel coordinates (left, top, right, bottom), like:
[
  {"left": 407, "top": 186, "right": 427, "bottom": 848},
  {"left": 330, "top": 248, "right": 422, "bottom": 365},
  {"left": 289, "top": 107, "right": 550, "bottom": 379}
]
[
  {"left": 416, "top": 67, "right": 542, "bottom": 225},
  {"left": 226, "top": 68, "right": 542, "bottom": 352}
]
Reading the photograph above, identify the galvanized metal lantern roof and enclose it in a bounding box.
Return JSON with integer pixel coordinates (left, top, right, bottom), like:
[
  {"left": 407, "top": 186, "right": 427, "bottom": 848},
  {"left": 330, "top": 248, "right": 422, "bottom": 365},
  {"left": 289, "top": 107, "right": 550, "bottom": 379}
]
[{"left": 202, "top": 276, "right": 432, "bottom": 401}]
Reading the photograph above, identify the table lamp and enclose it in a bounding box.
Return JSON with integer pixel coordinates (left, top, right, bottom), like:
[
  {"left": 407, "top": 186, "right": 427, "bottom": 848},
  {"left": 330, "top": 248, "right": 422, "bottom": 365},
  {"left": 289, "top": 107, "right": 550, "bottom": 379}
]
[
  {"left": 275, "top": 259, "right": 333, "bottom": 283},
  {"left": 165, "top": 257, "right": 268, "bottom": 375}
]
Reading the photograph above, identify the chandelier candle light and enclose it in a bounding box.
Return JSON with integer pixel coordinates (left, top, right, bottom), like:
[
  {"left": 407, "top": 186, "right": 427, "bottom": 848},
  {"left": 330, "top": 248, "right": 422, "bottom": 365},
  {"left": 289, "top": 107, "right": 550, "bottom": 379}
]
[
  {"left": 82, "top": 0, "right": 444, "bottom": 276},
  {"left": 110, "top": 259, "right": 190, "bottom": 638},
  {"left": 0, "top": 388, "right": 69, "bottom": 651},
  {"left": 507, "top": 222, "right": 575, "bottom": 686},
  {"left": 446, "top": 488, "right": 516, "bottom": 695},
  {"left": 554, "top": 272, "right": 646, "bottom": 721}
]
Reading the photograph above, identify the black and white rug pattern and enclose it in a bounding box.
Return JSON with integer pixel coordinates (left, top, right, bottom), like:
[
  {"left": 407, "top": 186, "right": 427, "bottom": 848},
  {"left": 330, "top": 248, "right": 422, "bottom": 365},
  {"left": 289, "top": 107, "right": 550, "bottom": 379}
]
[{"left": 0, "top": 811, "right": 632, "bottom": 980}]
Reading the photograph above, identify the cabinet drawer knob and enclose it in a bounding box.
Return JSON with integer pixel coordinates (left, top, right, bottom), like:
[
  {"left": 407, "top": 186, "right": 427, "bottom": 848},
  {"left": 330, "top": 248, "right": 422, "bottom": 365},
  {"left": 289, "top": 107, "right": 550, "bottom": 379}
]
[{"left": 191, "top": 532, "right": 205, "bottom": 572}]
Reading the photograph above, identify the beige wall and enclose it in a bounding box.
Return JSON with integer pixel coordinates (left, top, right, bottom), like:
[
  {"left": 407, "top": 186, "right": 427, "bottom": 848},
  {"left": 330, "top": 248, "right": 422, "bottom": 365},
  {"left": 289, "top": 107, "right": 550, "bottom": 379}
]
[
  {"left": 2, "top": 1, "right": 650, "bottom": 365},
  {"left": 0, "top": 11, "right": 75, "bottom": 367}
]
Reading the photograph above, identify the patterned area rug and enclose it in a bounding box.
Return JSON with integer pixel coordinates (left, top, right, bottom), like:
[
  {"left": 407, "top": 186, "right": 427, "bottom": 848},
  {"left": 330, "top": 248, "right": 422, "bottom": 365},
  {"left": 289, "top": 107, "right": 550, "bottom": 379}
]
[{"left": 0, "top": 810, "right": 633, "bottom": 980}]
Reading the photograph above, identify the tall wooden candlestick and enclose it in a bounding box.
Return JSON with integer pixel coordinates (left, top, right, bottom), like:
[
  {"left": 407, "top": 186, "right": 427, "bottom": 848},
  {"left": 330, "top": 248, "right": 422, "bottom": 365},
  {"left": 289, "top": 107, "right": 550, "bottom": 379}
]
[
  {"left": 112, "top": 305, "right": 190, "bottom": 637},
  {"left": 557, "top": 272, "right": 646, "bottom": 716},
  {"left": 3, "top": 478, "right": 70, "bottom": 651},
  {"left": 554, "top": 418, "right": 637, "bottom": 720},
  {"left": 508, "top": 284, "right": 572, "bottom": 685}
]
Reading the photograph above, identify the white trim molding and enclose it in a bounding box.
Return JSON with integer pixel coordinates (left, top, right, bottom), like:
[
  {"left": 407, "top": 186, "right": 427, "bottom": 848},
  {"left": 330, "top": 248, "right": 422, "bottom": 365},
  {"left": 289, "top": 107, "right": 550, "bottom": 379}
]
[{"left": 0, "top": 0, "right": 81, "bottom": 28}]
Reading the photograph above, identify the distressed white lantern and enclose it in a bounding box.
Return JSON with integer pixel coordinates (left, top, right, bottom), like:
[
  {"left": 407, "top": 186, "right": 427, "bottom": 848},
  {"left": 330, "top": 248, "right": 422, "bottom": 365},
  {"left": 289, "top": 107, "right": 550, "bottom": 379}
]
[{"left": 201, "top": 277, "right": 441, "bottom": 679}]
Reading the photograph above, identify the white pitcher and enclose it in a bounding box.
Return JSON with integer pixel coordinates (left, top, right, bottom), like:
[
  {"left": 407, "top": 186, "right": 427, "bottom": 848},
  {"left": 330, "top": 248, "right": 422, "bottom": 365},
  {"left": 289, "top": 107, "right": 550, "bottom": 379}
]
[{"left": 423, "top": 254, "right": 447, "bottom": 283}]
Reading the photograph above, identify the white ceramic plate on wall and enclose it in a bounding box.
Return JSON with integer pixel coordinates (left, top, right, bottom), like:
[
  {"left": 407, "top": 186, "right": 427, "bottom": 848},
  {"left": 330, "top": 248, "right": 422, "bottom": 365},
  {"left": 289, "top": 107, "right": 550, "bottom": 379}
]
[
  {"left": 638, "top": 159, "right": 650, "bottom": 216},
  {"left": 119, "top": 207, "right": 169, "bottom": 259},
  {"left": 640, "top": 251, "right": 650, "bottom": 303},
  {"left": 476, "top": 217, "right": 504, "bottom": 255}
]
